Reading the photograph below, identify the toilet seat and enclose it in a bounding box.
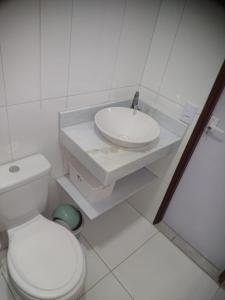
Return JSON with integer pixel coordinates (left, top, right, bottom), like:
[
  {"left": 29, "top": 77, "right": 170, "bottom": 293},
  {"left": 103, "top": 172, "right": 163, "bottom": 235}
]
[{"left": 7, "top": 215, "right": 85, "bottom": 300}]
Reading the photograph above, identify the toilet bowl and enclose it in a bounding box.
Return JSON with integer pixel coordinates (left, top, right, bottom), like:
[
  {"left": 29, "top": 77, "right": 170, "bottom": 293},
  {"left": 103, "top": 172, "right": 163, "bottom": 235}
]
[
  {"left": 0, "top": 154, "right": 86, "bottom": 300},
  {"left": 7, "top": 215, "right": 86, "bottom": 300}
]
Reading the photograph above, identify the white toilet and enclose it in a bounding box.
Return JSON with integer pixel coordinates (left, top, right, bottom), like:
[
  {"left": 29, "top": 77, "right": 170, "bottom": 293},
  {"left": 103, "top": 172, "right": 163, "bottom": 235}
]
[{"left": 0, "top": 154, "right": 86, "bottom": 300}]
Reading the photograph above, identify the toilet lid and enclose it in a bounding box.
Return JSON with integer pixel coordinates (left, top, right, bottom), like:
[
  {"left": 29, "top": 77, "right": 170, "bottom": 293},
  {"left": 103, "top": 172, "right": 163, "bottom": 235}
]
[{"left": 7, "top": 216, "right": 85, "bottom": 299}]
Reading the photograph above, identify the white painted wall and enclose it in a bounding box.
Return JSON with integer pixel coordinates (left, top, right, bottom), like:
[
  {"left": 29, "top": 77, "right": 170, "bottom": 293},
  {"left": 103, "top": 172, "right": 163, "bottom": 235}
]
[
  {"left": 0, "top": 0, "right": 224, "bottom": 217},
  {"left": 165, "top": 89, "right": 225, "bottom": 270}
]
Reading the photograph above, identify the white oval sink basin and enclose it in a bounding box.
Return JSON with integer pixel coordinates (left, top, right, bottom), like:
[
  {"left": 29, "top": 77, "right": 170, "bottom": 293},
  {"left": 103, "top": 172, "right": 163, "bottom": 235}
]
[{"left": 95, "top": 107, "right": 160, "bottom": 148}]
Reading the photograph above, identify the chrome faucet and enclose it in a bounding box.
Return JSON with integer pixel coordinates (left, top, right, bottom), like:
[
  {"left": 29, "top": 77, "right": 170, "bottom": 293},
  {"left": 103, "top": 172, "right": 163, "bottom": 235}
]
[{"left": 131, "top": 91, "right": 140, "bottom": 111}]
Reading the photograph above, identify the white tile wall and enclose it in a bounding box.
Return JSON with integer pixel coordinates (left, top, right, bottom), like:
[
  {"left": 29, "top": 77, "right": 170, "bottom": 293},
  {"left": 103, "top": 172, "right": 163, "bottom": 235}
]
[
  {"left": 68, "top": 0, "right": 125, "bottom": 95},
  {"left": 112, "top": 0, "right": 161, "bottom": 88},
  {"left": 8, "top": 98, "right": 66, "bottom": 177},
  {"left": 1, "top": 0, "right": 154, "bottom": 180},
  {"left": 142, "top": 0, "right": 225, "bottom": 111},
  {"left": 139, "top": 86, "right": 157, "bottom": 107},
  {"left": 40, "top": 98, "right": 66, "bottom": 177},
  {"left": 0, "top": 108, "right": 11, "bottom": 165},
  {"left": 109, "top": 86, "right": 138, "bottom": 102},
  {"left": 154, "top": 94, "right": 184, "bottom": 119},
  {"left": 0, "top": 52, "right": 6, "bottom": 106},
  {"left": 140, "top": 86, "right": 184, "bottom": 119},
  {"left": 0, "top": 0, "right": 40, "bottom": 105},
  {"left": 41, "top": 0, "right": 72, "bottom": 99},
  {"left": 8, "top": 102, "right": 43, "bottom": 159},
  {"left": 137, "top": 0, "right": 225, "bottom": 224},
  {"left": 67, "top": 90, "right": 110, "bottom": 109},
  {"left": 159, "top": 0, "right": 225, "bottom": 107},
  {"left": 142, "top": 0, "right": 186, "bottom": 92},
  {"left": 0, "top": 0, "right": 224, "bottom": 222},
  {"left": 44, "top": 178, "right": 62, "bottom": 218}
]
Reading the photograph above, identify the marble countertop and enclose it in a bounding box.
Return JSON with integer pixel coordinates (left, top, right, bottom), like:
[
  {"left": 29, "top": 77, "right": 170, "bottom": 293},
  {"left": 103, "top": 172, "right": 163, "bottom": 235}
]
[{"left": 60, "top": 120, "right": 181, "bottom": 185}]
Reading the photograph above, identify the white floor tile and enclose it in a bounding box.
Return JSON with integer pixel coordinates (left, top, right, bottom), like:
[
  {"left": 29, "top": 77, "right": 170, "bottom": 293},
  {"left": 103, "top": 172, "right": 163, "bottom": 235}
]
[
  {"left": 1, "top": 257, "right": 23, "bottom": 300},
  {"left": 79, "top": 236, "right": 110, "bottom": 294},
  {"left": 211, "top": 288, "right": 225, "bottom": 300},
  {"left": 79, "top": 273, "right": 132, "bottom": 300},
  {"left": 128, "top": 178, "right": 169, "bottom": 223},
  {"left": 82, "top": 202, "right": 157, "bottom": 269},
  {"left": 0, "top": 273, "right": 14, "bottom": 300},
  {"left": 114, "top": 233, "right": 218, "bottom": 300},
  {"left": 173, "top": 235, "right": 220, "bottom": 281},
  {"left": 155, "top": 221, "right": 177, "bottom": 240}
]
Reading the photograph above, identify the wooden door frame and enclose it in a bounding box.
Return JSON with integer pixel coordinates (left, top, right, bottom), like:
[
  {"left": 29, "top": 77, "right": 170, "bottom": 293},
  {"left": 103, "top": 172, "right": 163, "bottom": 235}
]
[
  {"left": 219, "top": 270, "right": 225, "bottom": 285},
  {"left": 153, "top": 60, "right": 225, "bottom": 284}
]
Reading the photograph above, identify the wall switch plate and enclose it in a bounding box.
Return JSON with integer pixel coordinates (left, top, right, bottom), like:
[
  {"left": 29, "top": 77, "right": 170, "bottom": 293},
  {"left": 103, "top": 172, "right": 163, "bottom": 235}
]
[
  {"left": 180, "top": 102, "right": 198, "bottom": 124},
  {"left": 208, "top": 115, "right": 219, "bottom": 127}
]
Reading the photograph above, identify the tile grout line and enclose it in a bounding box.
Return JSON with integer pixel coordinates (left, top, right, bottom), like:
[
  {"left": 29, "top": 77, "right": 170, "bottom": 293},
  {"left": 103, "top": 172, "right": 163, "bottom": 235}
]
[
  {"left": 111, "top": 272, "right": 135, "bottom": 300},
  {"left": 109, "top": 0, "right": 127, "bottom": 97},
  {"left": 81, "top": 205, "right": 160, "bottom": 272},
  {"left": 1, "top": 264, "right": 16, "bottom": 300},
  {"left": 139, "top": 0, "right": 188, "bottom": 111},
  {"left": 139, "top": 0, "right": 163, "bottom": 89},
  {"left": 212, "top": 287, "right": 223, "bottom": 300},
  {"left": 81, "top": 230, "right": 159, "bottom": 289},
  {"left": 80, "top": 234, "right": 111, "bottom": 272},
  {"left": 39, "top": 0, "right": 43, "bottom": 109},
  {"left": 156, "top": 0, "right": 188, "bottom": 97},
  {"left": 77, "top": 272, "right": 110, "bottom": 299},
  {"left": 141, "top": 84, "right": 185, "bottom": 109},
  {"left": 2, "top": 84, "right": 136, "bottom": 109},
  {"left": 78, "top": 234, "right": 111, "bottom": 297},
  {"left": 173, "top": 240, "right": 220, "bottom": 281},
  {"left": 155, "top": 221, "right": 177, "bottom": 241},
  {"left": 158, "top": 223, "right": 220, "bottom": 283},
  {"left": 111, "top": 231, "right": 159, "bottom": 273},
  {"left": 0, "top": 44, "right": 14, "bottom": 161},
  {"left": 125, "top": 200, "right": 159, "bottom": 229},
  {"left": 79, "top": 235, "right": 134, "bottom": 299},
  {"left": 65, "top": 0, "right": 74, "bottom": 108}
]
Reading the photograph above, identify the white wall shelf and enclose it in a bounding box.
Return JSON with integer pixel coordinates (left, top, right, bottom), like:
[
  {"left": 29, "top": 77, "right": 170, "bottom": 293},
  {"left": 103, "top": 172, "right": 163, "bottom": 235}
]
[{"left": 57, "top": 167, "right": 157, "bottom": 219}]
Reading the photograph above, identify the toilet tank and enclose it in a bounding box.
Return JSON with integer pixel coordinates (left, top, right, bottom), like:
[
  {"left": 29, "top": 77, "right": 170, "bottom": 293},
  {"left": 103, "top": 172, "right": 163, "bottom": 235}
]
[{"left": 0, "top": 154, "right": 51, "bottom": 229}]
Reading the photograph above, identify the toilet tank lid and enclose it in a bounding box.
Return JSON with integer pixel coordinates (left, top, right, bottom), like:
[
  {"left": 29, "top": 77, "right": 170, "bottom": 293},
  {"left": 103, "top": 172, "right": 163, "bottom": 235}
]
[{"left": 0, "top": 154, "right": 51, "bottom": 194}]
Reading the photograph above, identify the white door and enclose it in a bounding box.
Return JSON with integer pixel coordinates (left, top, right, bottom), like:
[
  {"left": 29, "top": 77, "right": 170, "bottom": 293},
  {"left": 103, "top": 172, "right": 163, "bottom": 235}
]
[{"left": 165, "top": 88, "right": 225, "bottom": 270}]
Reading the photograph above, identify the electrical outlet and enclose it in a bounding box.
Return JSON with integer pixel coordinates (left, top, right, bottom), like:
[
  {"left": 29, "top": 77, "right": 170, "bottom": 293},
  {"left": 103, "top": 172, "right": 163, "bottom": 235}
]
[
  {"left": 180, "top": 102, "right": 198, "bottom": 124},
  {"left": 208, "top": 115, "right": 219, "bottom": 127}
]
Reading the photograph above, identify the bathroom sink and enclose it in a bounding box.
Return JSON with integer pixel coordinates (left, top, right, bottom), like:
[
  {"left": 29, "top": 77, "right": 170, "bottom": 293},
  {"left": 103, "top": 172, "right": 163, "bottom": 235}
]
[{"left": 95, "top": 107, "right": 160, "bottom": 148}]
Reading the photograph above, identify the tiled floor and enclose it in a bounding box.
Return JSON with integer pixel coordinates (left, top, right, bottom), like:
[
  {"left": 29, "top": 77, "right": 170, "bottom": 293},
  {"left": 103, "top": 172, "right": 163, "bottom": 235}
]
[
  {"left": 0, "top": 202, "right": 223, "bottom": 300},
  {"left": 155, "top": 222, "right": 221, "bottom": 281}
]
